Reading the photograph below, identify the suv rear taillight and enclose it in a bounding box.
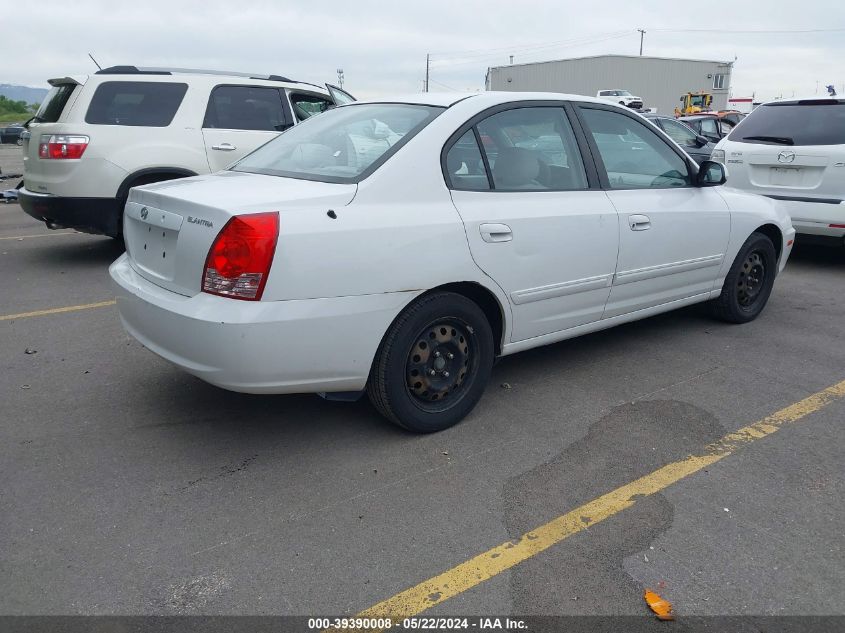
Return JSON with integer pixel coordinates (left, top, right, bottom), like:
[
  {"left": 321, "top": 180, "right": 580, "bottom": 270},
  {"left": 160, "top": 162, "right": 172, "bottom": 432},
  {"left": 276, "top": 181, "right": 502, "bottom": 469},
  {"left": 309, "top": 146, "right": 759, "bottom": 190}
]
[
  {"left": 202, "top": 212, "right": 279, "bottom": 301},
  {"left": 38, "top": 135, "right": 89, "bottom": 159}
]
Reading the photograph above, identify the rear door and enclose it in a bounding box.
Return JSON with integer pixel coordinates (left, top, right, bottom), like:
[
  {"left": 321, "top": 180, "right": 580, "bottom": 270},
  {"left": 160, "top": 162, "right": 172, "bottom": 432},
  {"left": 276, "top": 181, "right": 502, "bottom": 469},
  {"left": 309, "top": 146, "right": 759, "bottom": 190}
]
[
  {"left": 576, "top": 104, "right": 730, "bottom": 317},
  {"left": 202, "top": 85, "right": 292, "bottom": 172},
  {"left": 445, "top": 103, "right": 619, "bottom": 342}
]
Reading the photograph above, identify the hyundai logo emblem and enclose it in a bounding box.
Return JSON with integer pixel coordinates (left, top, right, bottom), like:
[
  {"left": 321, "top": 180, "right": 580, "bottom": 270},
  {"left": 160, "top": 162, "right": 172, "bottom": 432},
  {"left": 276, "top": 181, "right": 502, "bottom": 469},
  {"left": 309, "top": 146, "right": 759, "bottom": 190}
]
[
  {"left": 777, "top": 151, "right": 796, "bottom": 164},
  {"left": 140, "top": 207, "right": 148, "bottom": 220}
]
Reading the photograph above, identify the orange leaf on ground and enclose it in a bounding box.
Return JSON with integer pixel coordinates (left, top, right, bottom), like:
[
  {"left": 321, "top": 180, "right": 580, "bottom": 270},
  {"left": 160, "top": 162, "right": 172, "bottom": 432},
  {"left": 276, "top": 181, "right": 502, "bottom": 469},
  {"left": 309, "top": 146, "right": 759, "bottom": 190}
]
[{"left": 644, "top": 589, "right": 674, "bottom": 620}]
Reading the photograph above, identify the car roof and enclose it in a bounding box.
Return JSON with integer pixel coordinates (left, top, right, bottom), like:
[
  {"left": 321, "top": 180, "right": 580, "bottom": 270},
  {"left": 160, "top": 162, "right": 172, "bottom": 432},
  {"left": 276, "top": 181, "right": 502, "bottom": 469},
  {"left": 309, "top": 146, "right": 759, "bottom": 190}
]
[
  {"left": 90, "top": 65, "right": 325, "bottom": 91},
  {"left": 356, "top": 91, "right": 612, "bottom": 108},
  {"left": 758, "top": 96, "right": 845, "bottom": 106}
]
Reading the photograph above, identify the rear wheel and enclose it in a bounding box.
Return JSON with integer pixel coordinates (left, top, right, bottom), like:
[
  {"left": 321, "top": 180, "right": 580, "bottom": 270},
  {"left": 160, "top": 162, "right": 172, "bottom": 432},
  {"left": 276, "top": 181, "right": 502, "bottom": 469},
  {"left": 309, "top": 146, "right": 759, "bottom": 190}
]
[
  {"left": 710, "top": 232, "right": 777, "bottom": 323},
  {"left": 367, "top": 292, "right": 494, "bottom": 433}
]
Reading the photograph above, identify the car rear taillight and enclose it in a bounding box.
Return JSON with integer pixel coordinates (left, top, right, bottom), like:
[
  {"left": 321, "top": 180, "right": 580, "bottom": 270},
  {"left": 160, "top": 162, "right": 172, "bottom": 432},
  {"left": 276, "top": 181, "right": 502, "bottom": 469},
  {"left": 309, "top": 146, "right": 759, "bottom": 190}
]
[
  {"left": 38, "top": 135, "right": 89, "bottom": 159},
  {"left": 202, "top": 212, "right": 279, "bottom": 301}
]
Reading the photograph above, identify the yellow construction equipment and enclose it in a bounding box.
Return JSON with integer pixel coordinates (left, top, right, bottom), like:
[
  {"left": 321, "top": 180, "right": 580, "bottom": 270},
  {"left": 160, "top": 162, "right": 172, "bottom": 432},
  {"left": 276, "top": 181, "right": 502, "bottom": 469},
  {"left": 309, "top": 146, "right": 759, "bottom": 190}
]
[{"left": 675, "top": 92, "right": 713, "bottom": 117}]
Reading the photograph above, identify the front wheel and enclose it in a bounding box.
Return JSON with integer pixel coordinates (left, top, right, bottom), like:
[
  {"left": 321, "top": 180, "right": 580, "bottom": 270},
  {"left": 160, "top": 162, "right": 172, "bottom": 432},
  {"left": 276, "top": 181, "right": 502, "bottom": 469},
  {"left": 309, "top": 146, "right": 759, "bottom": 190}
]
[
  {"left": 710, "top": 232, "right": 777, "bottom": 323},
  {"left": 367, "top": 291, "right": 494, "bottom": 433}
]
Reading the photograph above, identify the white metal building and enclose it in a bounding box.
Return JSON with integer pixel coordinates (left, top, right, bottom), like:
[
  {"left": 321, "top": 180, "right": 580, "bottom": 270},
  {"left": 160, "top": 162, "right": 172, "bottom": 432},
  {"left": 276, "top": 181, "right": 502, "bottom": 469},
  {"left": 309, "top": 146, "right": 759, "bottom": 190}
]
[{"left": 486, "top": 54, "right": 734, "bottom": 115}]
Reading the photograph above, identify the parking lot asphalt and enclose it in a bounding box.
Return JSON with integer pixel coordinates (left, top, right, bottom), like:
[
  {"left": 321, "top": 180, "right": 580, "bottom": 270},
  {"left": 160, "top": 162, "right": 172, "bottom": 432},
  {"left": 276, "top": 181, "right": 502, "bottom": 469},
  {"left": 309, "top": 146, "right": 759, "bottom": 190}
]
[{"left": 1, "top": 200, "right": 844, "bottom": 622}]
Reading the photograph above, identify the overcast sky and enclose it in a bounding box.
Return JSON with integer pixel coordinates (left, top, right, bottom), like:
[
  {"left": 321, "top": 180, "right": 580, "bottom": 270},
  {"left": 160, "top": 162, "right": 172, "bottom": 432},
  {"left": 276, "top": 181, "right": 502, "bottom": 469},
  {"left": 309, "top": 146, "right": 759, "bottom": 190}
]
[{"left": 4, "top": 0, "right": 843, "bottom": 102}]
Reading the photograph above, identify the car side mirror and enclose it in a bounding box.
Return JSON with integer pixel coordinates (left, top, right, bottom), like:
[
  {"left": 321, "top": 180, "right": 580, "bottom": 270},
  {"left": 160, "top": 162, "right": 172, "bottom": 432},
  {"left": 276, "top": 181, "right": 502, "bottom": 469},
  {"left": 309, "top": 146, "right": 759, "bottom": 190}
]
[
  {"left": 697, "top": 160, "right": 726, "bottom": 187},
  {"left": 695, "top": 135, "right": 709, "bottom": 147}
]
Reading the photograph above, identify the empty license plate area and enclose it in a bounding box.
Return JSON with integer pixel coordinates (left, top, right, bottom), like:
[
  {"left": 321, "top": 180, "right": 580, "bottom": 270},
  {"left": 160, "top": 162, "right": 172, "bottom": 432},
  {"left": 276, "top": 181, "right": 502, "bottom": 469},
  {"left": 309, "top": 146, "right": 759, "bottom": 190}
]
[
  {"left": 124, "top": 202, "right": 184, "bottom": 281},
  {"left": 770, "top": 166, "right": 804, "bottom": 186}
]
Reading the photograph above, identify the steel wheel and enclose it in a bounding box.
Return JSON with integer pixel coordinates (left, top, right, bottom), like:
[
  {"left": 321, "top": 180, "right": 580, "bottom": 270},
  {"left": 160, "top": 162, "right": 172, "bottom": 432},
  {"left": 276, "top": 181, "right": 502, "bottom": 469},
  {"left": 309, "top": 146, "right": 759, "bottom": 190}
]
[
  {"left": 737, "top": 251, "right": 766, "bottom": 308},
  {"left": 405, "top": 318, "right": 476, "bottom": 411}
]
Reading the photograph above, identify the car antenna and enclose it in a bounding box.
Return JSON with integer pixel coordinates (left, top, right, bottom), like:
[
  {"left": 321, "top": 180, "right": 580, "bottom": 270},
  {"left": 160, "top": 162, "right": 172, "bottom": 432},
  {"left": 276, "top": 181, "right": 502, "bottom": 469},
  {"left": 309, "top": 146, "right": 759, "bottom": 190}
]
[{"left": 88, "top": 53, "right": 102, "bottom": 71}]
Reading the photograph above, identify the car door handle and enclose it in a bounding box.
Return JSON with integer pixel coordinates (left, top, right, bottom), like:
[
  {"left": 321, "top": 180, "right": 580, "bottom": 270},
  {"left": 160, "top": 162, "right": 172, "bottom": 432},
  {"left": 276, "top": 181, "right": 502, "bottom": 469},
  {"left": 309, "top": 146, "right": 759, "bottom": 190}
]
[
  {"left": 211, "top": 143, "right": 237, "bottom": 151},
  {"left": 629, "top": 214, "right": 651, "bottom": 231},
  {"left": 480, "top": 223, "right": 512, "bottom": 243}
]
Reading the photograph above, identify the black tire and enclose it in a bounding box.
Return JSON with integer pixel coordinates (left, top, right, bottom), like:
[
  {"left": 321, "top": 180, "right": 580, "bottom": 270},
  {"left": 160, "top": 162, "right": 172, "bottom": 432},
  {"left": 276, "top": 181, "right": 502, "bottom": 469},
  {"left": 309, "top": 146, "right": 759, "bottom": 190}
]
[
  {"left": 367, "top": 291, "right": 494, "bottom": 433},
  {"left": 710, "top": 232, "right": 777, "bottom": 323}
]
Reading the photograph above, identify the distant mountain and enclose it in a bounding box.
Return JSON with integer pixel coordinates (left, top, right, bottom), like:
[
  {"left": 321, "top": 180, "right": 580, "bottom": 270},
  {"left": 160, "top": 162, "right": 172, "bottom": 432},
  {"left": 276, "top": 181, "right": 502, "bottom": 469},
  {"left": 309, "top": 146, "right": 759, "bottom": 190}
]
[{"left": 0, "top": 84, "right": 49, "bottom": 105}]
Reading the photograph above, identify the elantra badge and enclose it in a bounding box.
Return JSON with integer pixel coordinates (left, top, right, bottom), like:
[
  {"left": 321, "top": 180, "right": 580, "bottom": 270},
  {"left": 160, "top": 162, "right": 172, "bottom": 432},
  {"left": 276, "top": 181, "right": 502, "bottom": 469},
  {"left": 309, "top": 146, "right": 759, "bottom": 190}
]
[{"left": 188, "top": 216, "right": 213, "bottom": 228}]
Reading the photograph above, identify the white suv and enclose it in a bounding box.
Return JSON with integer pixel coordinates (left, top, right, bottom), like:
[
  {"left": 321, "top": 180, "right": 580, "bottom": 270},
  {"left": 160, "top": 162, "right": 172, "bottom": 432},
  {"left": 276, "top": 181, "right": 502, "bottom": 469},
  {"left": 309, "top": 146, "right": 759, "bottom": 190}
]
[
  {"left": 19, "top": 66, "right": 354, "bottom": 237},
  {"left": 712, "top": 96, "right": 845, "bottom": 244},
  {"left": 596, "top": 89, "right": 643, "bottom": 110}
]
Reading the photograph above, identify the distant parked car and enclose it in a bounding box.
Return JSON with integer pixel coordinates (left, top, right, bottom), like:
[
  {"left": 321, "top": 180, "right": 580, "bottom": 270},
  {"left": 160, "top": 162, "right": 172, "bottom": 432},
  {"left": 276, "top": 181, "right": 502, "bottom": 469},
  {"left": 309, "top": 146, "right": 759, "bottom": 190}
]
[
  {"left": 0, "top": 124, "right": 25, "bottom": 145},
  {"left": 715, "top": 110, "right": 746, "bottom": 126},
  {"left": 713, "top": 96, "right": 845, "bottom": 244},
  {"left": 641, "top": 113, "right": 716, "bottom": 164},
  {"left": 110, "top": 92, "right": 793, "bottom": 433},
  {"left": 596, "top": 89, "right": 643, "bottom": 109},
  {"left": 18, "top": 66, "right": 354, "bottom": 238},
  {"left": 679, "top": 114, "right": 733, "bottom": 144}
]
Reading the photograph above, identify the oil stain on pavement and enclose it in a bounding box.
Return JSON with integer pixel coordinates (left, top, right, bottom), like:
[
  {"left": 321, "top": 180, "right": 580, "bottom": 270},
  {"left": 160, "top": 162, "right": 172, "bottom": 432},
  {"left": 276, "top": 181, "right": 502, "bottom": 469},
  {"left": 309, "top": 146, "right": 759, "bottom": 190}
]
[{"left": 503, "top": 399, "right": 726, "bottom": 627}]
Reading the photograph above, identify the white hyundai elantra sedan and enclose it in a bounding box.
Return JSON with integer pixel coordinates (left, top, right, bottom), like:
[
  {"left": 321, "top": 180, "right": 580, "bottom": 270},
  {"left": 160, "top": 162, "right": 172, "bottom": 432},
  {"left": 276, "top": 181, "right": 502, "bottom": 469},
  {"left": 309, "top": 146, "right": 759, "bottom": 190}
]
[{"left": 110, "top": 92, "right": 795, "bottom": 432}]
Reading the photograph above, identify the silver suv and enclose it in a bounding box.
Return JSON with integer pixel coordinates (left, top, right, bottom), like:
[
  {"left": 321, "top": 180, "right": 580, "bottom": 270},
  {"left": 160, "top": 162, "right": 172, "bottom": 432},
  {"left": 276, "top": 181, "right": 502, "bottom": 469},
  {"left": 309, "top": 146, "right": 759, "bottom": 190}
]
[{"left": 19, "top": 66, "right": 354, "bottom": 237}]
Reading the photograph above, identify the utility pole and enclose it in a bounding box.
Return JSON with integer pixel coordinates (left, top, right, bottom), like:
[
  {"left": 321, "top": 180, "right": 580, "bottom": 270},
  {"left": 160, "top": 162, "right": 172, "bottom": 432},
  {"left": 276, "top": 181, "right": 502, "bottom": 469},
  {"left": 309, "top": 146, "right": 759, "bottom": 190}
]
[
  {"left": 637, "top": 29, "right": 646, "bottom": 56},
  {"left": 425, "top": 53, "right": 430, "bottom": 92}
]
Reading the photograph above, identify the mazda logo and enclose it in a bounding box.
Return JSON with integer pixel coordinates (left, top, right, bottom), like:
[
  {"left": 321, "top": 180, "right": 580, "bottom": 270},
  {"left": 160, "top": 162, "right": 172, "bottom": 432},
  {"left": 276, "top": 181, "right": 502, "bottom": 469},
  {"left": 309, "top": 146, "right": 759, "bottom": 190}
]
[
  {"left": 140, "top": 207, "right": 148, "bottom": 220},
  {"left": 777, "top": 151, "right": 796, "bottom": 164}
]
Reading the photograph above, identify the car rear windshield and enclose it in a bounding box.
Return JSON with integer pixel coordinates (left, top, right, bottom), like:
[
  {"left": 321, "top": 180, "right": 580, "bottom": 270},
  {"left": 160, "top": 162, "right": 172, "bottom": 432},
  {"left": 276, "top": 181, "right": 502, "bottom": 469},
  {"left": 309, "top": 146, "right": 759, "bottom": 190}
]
[
  {"left": 231, "top": 103, "right": 444, "bottom": 183},
  {"left": 85, "top": 81, "right": 188, "bottom": 126},
  {"left": 34, "top": 84, "right": 77, "bottom": 123},
  {"left": 730, "top": 100, "right": 845, "bottom": 146}
]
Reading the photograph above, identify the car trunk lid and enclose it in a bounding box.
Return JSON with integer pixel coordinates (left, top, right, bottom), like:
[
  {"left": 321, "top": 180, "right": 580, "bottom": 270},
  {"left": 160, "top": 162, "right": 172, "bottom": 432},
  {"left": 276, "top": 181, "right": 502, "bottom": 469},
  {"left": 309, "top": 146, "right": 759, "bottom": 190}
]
[{"left": 123, "top": 171, "right": 357, "bottom": 297}]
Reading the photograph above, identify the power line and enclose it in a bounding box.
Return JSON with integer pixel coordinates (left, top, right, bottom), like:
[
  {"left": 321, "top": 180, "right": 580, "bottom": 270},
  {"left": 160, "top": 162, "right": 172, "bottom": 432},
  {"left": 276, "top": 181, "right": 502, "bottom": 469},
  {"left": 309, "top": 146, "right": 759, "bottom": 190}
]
[{"left": 650, "top": 27, "right": 845, "bottom": 34}]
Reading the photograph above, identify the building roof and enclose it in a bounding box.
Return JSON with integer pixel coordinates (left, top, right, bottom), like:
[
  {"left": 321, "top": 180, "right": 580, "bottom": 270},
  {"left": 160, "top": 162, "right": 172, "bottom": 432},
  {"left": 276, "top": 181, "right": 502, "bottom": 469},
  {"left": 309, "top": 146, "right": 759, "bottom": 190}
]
[{"left": 488, "top": 54, "right": 733, "bottom": 72}]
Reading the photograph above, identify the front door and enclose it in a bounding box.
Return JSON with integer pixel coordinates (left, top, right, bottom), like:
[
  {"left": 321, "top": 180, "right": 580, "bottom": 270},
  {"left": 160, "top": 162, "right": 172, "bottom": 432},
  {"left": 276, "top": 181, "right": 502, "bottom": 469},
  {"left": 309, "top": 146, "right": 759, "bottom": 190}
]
[
  {"left": 445, "top": 105, "right": 619, "bottom": 342},
  {"left": 577, "top": 105, "right": 731, "bottom": 318}
]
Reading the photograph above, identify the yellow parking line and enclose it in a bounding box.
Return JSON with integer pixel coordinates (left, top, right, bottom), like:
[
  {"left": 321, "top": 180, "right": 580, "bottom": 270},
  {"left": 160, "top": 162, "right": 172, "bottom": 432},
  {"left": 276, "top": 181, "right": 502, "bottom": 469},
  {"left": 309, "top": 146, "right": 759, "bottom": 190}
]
[
  {"left": 0, "top": 300, "right": 116, "bottom": 321},
  {"left": 0, "top": 231, "right": 79, "bottom": 240},
  {"left": 357, "top": 379, "right": 845, "bottom": 623}
]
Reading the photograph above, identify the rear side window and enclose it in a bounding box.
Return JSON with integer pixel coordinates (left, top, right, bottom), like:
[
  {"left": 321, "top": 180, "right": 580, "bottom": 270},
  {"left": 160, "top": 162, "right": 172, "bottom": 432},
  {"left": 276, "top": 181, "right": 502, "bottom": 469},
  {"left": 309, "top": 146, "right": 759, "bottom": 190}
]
[
  {"left": 204, "top": 86, "right": 288, "bottom": 131},
  {"left": 85, "top": 81, "right": 187, "bottom": 126},
  {"left": 731, "top": 101, "right": 845, "bottom": 146},
  {"left": 34, "top": 84, "right": 77, "bottom": 123},
  {"left": 445, "top": 130, "right": 490, "bottom": 191},
  {"left": 474, "top": 107, "right": 588, "bottom": 191}
]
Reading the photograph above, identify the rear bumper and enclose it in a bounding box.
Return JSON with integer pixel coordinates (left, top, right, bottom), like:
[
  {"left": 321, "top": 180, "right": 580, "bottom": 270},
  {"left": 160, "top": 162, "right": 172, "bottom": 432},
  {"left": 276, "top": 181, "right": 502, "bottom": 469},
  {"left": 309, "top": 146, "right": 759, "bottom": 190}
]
[
  {"left": 18, "top": 187, "right": 123, "bottom": 237},
  {"left": 763, "top": 196, "right": 845, "bottom": 238},
  {"left": 109, "top": 254, "right": 420, "bottom": 394}
]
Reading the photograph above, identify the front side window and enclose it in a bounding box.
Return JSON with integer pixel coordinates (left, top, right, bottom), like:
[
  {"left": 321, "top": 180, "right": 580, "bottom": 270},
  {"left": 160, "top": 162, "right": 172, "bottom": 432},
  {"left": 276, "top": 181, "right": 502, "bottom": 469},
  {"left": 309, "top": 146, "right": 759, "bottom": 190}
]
[
  {"left": 730, "top": 101, "right": 845, "bottom": 146},
  {"left": 289, "top": 92, "right": 333, "bottom": 121},
  {"left": 232, "top": 103, "right": 442, "bottom": 183},
  {"left": 580, "top": 107, "right": 690, "bottom": 189},
  {"left": 659, "top": 118, "right": 700, "bottom": 148},
  {"left": 204, "top": 86, "right": 287, "bottom": 131},
  {"left": 474, "top": 107, "right": 588, "bottom": 191},
  {"left": 85, "top": 81, "right": 188, "bottom": 126}
]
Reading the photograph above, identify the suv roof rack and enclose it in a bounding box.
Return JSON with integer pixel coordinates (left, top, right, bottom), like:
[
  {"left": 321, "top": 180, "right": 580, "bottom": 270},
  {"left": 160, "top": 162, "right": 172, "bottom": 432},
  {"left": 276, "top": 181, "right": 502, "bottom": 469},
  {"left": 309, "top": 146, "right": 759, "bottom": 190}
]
[{"left": 95, "top": 66, "right": 295, "bottom": 83}]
